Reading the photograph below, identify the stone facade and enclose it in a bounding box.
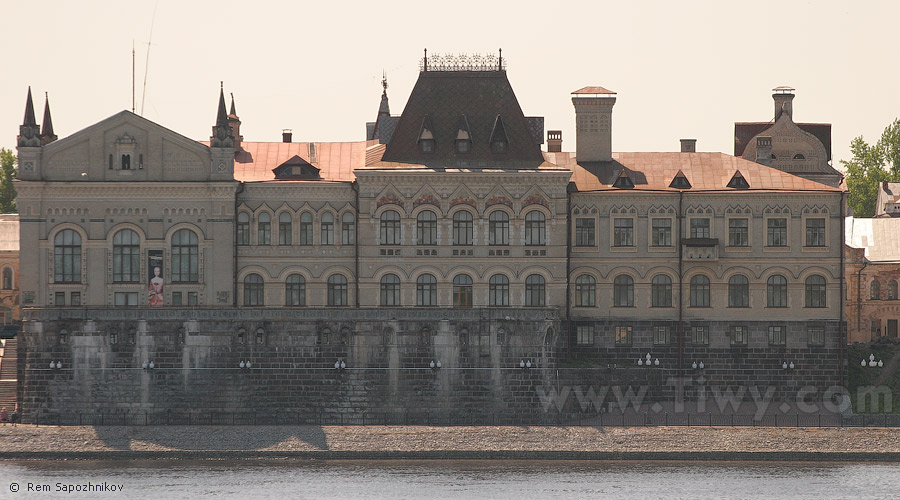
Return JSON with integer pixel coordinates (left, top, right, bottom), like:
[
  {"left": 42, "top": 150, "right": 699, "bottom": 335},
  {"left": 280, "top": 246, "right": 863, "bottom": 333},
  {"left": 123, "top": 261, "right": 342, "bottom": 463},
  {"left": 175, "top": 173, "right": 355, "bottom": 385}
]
[
  {"left": 0, "top": 214, "right": 19, "bottom": 325},
  {"left": 14, "top": 65, "right": 846, "bottom": 421},
  {"left": 845, "top": 217, "right": 900, "bottom": 342}
]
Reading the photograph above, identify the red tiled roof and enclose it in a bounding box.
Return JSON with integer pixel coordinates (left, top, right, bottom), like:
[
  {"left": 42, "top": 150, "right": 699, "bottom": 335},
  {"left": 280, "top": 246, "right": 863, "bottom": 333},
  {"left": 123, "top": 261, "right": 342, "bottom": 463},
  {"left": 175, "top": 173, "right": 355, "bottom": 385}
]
[
  {"left": 200, "top": 140, "right": 383, "bottom": 182},
  {"left": 544, "top": 151, "right": 842, "bottom": 192},
  {"left": 572, "top": 86, "right": 616, "bottom": 95}
]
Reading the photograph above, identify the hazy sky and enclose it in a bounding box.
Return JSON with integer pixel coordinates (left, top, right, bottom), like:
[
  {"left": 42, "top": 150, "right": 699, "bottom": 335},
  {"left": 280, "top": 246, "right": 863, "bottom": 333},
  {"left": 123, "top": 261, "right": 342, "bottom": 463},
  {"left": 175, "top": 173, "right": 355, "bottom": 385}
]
[{"left": 2, "top": 0, "right": 898, "bottom": 169}]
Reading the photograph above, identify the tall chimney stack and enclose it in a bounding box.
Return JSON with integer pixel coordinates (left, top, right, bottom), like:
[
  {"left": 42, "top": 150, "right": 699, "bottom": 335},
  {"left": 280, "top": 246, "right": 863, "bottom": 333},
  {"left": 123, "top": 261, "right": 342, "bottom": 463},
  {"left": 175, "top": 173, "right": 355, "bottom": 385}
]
[
  {"left": 571, "top": 86, "right": 617, "bottom": 162},
  {"left": 756, "top": 136, "right": 773, "bottom": 165},
  {"left": 282, "top": 129, "right": 293, "bottom": 143},
  {"left": 772, "top": 86, "right": 795, "bottom": 121}
]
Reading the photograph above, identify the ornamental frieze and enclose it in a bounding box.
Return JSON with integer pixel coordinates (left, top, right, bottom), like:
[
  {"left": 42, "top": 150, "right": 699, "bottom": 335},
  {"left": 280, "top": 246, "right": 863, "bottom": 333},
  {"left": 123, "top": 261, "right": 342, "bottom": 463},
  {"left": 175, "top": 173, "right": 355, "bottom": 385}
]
[
  {"left": 376, "top": 194, "right": 404, "bottom": 208},
  {"left": 413, "top": 194, "right": 439, "bottom": 207},
  {"left": 450, "top": 196, "right": 476, "bottom": 208},
  {"left": 523, "top": 195, "right": 549, "bottom": 208},
  {"left": 486, "top": 196, "right": 512, "bottom": 208}
]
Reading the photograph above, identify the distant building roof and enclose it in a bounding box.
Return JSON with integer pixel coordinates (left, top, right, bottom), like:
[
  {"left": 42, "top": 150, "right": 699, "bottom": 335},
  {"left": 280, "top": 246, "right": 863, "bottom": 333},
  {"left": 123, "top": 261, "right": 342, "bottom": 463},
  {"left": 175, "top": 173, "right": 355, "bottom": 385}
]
[
  {"left": 545, "top": 151, "right": 842, "bottom": 193},
  {"left": 846, "top": 217, "right": 900, "bottom": 262},
  {"left": 200, "top": 140, "right": 384, "bottom": 183},
  {"left": 572, "top": 86, "right": 616, "bottom": 95},
  {"left": 734, "top": 122, "right": 832, "bottom": 161},
  {"left": 875, "top": 182, "right": 900, "bottom": 217}
]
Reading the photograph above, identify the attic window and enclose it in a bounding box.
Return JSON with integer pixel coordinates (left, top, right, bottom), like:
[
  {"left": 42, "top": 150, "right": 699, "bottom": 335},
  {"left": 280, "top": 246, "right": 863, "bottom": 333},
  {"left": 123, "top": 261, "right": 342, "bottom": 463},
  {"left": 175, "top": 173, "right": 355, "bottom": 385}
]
[
  {"left": 489, "top": 115, "right": 509, "bottom": 154},
  {"left": 613, "top": 171, "right": 634, "bottom": 189},
  {"left": 418, "top": 115, "right": 436, "bottom": 154},
  {"left": 669, "top": 170, "right": 692, "bottom": 189},
  {"left": 455, "top": 115, "right": 472, "bottom": 154},
  {"left": 727, "top": 171, "right": 750, "bottom": 189}
]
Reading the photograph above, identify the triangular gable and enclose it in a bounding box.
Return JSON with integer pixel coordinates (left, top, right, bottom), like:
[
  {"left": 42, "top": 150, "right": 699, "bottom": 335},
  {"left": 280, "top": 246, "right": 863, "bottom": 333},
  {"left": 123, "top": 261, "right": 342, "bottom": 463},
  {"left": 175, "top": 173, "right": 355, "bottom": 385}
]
[
  {"left": 669, "top": 169, "right": 692, "bottom": 189},
  {"left": 613, "top": 170, "right": 634, "bottom": 189},
  {"left": 727, "top": 170, "right": 750, "bottom": 189}
]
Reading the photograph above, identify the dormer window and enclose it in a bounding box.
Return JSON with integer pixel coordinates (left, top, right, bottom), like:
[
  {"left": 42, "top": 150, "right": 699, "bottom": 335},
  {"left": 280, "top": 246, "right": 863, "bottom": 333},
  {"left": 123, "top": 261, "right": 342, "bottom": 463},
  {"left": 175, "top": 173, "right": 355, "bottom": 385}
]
[
  {"left": 489, "top": 115, "right": 509, "bottom": 155},
  {"left": 613, "top": 170, "right": 635, "bottom": 189},
  {"left": 418, "top": 115, "right": 436, "bottom": 154},
  {"left": 727, "top": 170, "right": 750, "bottom": 189},
  {"left": 455, "top": 115, "right": 472, "bottom": 154}
]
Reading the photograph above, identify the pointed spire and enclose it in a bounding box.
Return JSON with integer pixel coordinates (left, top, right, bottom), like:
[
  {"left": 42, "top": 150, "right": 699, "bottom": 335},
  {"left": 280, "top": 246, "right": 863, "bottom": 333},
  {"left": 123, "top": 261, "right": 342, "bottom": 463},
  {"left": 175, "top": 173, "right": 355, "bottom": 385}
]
[
  {"left": 229, "top": 92, "right": 237, "bottom": 117},
  {"left": 18, "top": 87, "right": 42, "bottom": 147},
  {"left": 23, "top": 86, "right": 37, "bottom": 126},
  {"left": 216, "top": 81, "right": 228, "bottom": 126},
  {"left": 378, "top": 73, "right": 390, "bottom": 117},
  {"left": 41, "top": 92, "right": 57, "bottom": 144}
]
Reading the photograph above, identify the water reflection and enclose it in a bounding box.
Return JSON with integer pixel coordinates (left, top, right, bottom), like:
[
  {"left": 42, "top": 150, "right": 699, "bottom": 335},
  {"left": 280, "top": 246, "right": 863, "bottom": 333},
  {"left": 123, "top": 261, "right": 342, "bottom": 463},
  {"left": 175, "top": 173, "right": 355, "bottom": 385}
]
[{"left": 1, "top": 460, "right": 897, "bottom": 499}]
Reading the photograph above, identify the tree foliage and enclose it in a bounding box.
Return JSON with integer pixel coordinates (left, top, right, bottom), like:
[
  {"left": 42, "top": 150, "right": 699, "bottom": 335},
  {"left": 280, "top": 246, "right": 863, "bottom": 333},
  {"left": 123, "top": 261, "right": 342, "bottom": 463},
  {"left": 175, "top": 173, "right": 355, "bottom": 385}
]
[
  {"left": 0, "top": 148, "right": 16, "bottom": 213},
  {"left": 842, "top": 119, "right": 900, "bottom": 217}
]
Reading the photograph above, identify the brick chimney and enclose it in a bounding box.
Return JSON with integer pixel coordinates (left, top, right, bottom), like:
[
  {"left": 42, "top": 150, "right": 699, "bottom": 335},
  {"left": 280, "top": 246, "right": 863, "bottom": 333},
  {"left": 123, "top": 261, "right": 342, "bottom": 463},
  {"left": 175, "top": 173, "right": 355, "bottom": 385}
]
[
  {"left": 282, "top": 129, "right": 292, "bottom": 143},
  {"left": 571, "top": 86, "right": 617, "bottom": 162},
  {"left": 756, "top": 136, "right": 773, "bottom": 165},
  {"left": 680, "top": 139, "right": 696, "bottom": 153},
  {"left": 547, "top": 130, "right": 562, "bottom": 153},
  {"left": 773, "top": 86, "right": 795, "bottom": 121}
]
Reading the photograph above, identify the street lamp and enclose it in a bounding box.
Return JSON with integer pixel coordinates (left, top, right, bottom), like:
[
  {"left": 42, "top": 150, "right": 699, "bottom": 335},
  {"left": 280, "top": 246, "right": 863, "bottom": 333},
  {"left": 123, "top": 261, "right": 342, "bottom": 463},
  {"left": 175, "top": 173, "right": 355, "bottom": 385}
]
[
  {"left": 638, "top": 353, "right": 659, "bottom": 367},
  {"left": 861, "top": 353, "right": 884, "bottom": 368}
]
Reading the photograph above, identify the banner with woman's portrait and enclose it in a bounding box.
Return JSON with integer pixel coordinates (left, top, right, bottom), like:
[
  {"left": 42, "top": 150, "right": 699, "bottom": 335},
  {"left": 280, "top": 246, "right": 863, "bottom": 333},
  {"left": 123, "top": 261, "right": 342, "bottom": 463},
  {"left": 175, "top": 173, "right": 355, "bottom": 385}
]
[{"left": 148, "top": 250, "right": 164, "bottom": 307}]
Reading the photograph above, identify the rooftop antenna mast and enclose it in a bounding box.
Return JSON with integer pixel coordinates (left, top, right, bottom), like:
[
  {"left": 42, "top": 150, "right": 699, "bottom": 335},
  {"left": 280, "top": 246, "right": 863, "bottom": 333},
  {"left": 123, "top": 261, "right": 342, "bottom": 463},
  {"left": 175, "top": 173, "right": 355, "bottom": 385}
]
[
  {"left": 131, "top": 41, "right": 135, "bottom": 113},
  {"left": 140, "top": 0, "right": 159, "bottom": 116}
]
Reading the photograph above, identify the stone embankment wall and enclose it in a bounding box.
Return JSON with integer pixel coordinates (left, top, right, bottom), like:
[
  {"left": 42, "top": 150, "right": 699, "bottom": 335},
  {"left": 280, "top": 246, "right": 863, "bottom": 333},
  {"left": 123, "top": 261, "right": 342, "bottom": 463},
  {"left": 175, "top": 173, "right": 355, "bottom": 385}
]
[{"left": 17, "top": 308, "right": 843, "bottom": 423}]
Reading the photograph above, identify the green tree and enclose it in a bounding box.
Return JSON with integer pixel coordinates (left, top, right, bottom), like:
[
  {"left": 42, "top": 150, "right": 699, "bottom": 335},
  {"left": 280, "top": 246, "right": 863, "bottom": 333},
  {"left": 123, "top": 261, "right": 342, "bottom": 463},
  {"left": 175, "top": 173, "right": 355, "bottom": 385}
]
[
  {"left": 0, "top": 148, "right": 16, "bottom": 213},
  {"left": 842, "top": 119, "right": 900, "bottom": 217}
]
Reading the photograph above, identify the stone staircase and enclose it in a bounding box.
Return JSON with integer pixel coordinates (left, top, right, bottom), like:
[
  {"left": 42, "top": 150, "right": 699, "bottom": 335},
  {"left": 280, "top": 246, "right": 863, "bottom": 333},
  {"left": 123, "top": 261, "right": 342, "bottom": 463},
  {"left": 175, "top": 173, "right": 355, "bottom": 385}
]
[{"left": 0, "top": 338, "right": 17, "bottom": 412}]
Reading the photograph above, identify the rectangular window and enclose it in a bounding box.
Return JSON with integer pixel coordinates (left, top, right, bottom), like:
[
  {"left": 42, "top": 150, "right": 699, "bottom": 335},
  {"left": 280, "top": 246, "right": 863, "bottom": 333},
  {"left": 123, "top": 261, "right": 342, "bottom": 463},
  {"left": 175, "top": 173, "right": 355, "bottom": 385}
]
[
  {"left": 576, "top": 325, "right": 594, "bottom": 346},
  {"left": 767, "top": 218, "right": 788, "bottom": 246},
  {"left": 651, "top": 218, "right": 672, "bottom": 247},
  {"left": 188, "top": 292, "right": 199, "bottom": 306},
  {"left": 728, "top": 218, "right": 749, "bottom": 246},
  {"left": 691, "top": 326, "right": 709, "bottom": 345},
  {"left": 807, "top": 326, "right": 825, "bottom": 346},
  {"left": 805, "top": 218, "right": 826, "bottom": 247},
  {"left": 70, "top": 292, "right": 81, "bottom": 306},
  {"left": 690, "top": 218, "right": 710, "bottom": 239},
  {"left": 575, "top": 218, "right": 595, "bottom": 246},
  {"left": 172, "top": 291, "right": 183, "bottom": 306},
  {"left": 730, "top": 325, "right": 747, "bottom": 346},
  {"left": 613, "top": 218, "right": 634, "bottom": 247},
  {"left": 768, "top": 326, "right": 786, "bottom": 345},
  {"left": 653, "top": 326, "right": 670, "bottom": 345},
  {"left": 114, "top": 292, "right": 138, "bottom": 307},
  {"left": 615, "top": 325, "right": 633, "bottom": 345},
  {"left": 55, "top": 291, "right": 66, "bottom": 306}
]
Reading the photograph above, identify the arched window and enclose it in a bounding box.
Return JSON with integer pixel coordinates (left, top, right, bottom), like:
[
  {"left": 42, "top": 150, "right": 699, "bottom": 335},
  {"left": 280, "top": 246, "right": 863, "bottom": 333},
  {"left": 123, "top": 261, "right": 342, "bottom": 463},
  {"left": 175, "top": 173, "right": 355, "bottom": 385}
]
[
  {"left": 452, "top": 211, "right": 473, "bottom": 246},
  {"left": 341, "top": 213, "right": 355, "bottom": 245},
  {"left": 299, "top": 213, "right": 313, "bottom": 245},
  {"left": 489, "top": 274, "right": 509, "bottom": 306},
  {"left": 1, "top": 268, "right": 11, "bottom": 290},
  {"left": 278, "top": 213, "right": 292, "bottom": 245},
  {"left": 380, "top": 210, "right": 401, "bottom": 245},
  {"left": 613, "top": 275, "right": 634, "bottom": 307},
  {"left": 575, "top": 274, "right": 595, "bottom": 307},
  {"left": 488, "top": 211, "right": 509, "bottom": 246},
  {"left": 690, "top": 275, "right": 710, "bottom": 307},
  {"left": 651, "top": 274, "right": 672, "bottom": 307},
  {"left": 452, "top": 274, "right": 473, "bottom": 308},
  {"left": 112, "top": 229, "right": 140, "bottom": 283},
  {"left": 767, "top": 275, "right": 787, "bottom": 308},
  {"left": 285, "top": 274, "right": 305, "bottom": 306},
  {"left": 805, "top": 275, "right": 827, "bottom": 308},
  {"left": 327, "top": 274, "right": 348, "bottom": 306},
  {"left": 525, "top": 274, "right": 545, "bottom": 307},
  {"left": 728, "top": 275, "right": 749, "bottom": 308},
  {"left": 54, "top": 229, "right": 82, "bottom": 283},
  {"left": 171, "top": 229, "right": 199, "bottom": 283},
  {"left": 243, "top": 274, "right": 264, "bottom": 306},
  {"left": 320, "top": 213, "right": 334, "bottom": 245},
  {"left": 257, "top": 213, "right": 271, "bottom": 245},
  {"left": 416, "top": 274, "right": 437, "bottom": 306},
  {"left": 871, "top": 280, "right": 881, "bottom": 300},
  {"left": 525, "top": 210, "right": 546, "bottom": 246},
  {"left": 417, "top": 210, "right": 437, "bottom": 245},
  {"left": 889, "top": 281, "right": 898, "bottom": 300},
  {"left": 380, "top": 274, "right": 401, "bottom": 306},
  {"left": 236, "top": 212, "right": 250, "bottom": 245}
]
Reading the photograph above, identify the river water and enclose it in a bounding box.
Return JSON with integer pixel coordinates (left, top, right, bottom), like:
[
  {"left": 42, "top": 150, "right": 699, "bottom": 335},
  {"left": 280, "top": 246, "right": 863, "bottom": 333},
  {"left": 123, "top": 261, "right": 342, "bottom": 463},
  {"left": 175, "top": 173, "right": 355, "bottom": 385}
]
[{"left": 1, "top": 460, "right": 897, "bottom": 499}]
